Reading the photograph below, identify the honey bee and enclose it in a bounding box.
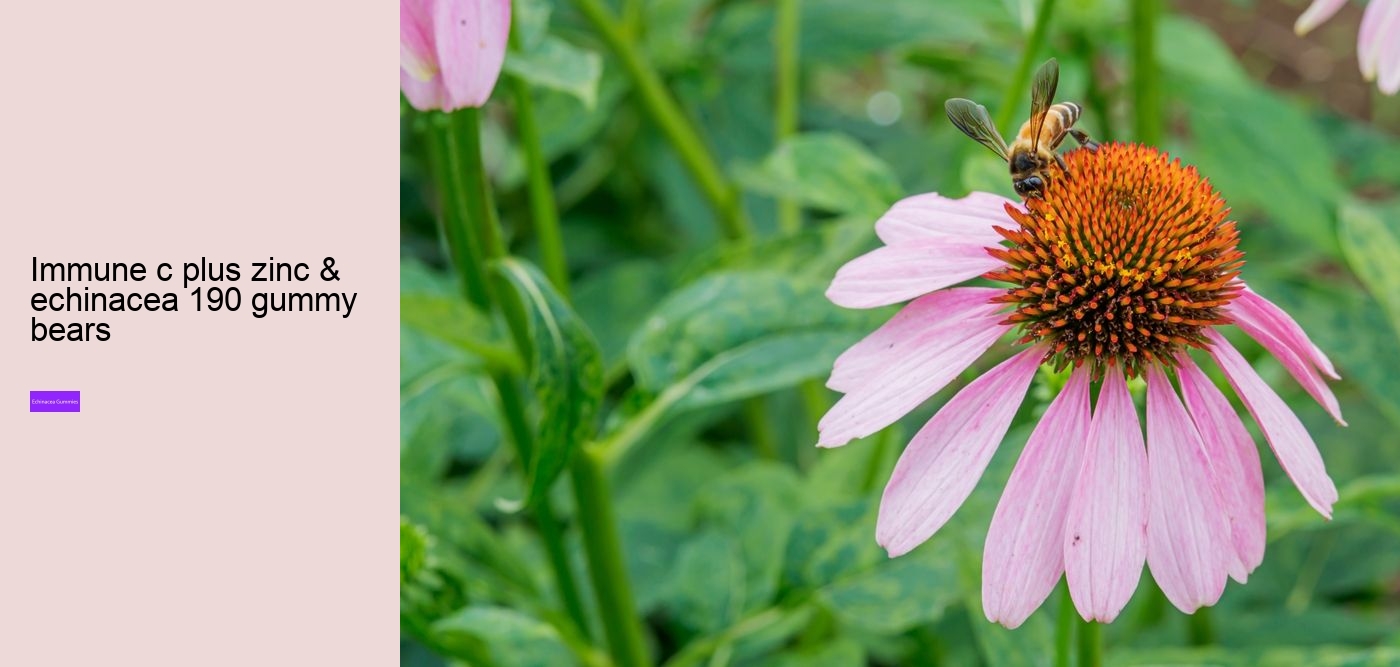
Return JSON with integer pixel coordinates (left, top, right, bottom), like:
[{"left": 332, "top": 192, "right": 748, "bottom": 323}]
[{"left": 945, "top": 58, "right": 1099, "bottom": 199}]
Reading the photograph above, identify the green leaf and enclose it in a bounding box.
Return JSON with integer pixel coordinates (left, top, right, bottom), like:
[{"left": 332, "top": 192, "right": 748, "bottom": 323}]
[
  {"left": 766, "top": 638, "right": 866, "bottom": 667},
  {"left": 1338, "top": 201, "right": 1400, "bottom": 341},
  {"left": 628, "top": 270, "right": 879, "bottom": 393},
  {"left": 494, "top": 258, "right": 605, "bottom": 507},
  {"left": 817, "top": 548, "right": 960, "bottom": 635},
  {"left": 735, "top": 134, "right": 902, "bottom": 217},
  {"left": 506, "top": 36, "right": 603, "bottom": 109},
  {"left": 400, "top": 293, "right": 518, "bottom": 371},
  {"left": 432, "top": 606, "right": 577, "bottom": 667},
  {"left": 693, "top": 462, "right": 804, "bottom": 613},
  {"left": 1175, "top": 81, "right": 1343, "bottom": 256},
  {"left": 668, "top": 531, "right": 748, "bottom": 634}
]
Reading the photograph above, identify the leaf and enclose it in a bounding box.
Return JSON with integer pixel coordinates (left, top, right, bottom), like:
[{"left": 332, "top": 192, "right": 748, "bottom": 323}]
[
  {"left": 1175, "top": 80, "right": 1343, "bottom": 256},
  {"left": 400, "top": 293, "right": 516, "bottom": 370},
  {"left": 1338, "top": 201, "right": 1400, "bottom": 341},
  {"left": 735, "top": 134, "right": 903, "bottom": 217},
  {"left": 817, "top": 548, "right": 960, "bottom": 635},
  {"left": 432, "top": 606, "right": 577, "bottom": 667},
  {"left": 766, "top": 638, "right": 866, "bottom": 667},
  {"left": 1156, "top": 15, "right": 1248, "bottom": 85},
  {"left": 573, "top": 259, "right": 672, "bottom": 375},
  {"left": 494, "top": 258, "right": 605, "bottom": 507},
  {"left": 505, "top": 36, "right": 603, "bottom": 109},
  {"left": 668, "top": 531, "right": 748, "bottom": 634},
  {"left": 693, "top": 462, "right": 804, "bottom": 613},
  {"left": 628, "top": 270, "right": 879, "bottom": 393}
]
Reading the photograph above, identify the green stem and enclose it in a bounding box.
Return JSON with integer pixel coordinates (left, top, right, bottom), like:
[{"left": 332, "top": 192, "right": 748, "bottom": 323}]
[
  {"left": 572, "top": 448, "right": 652, "bottom": 667},
  {"left": 468, "top": 100, "right": 652, "bottom": 665},
  {"left": 858, "top": 429, "right": 893, "bottom": 494},
  {"left": 1187, "top": 606, "right": 1215, "bottom": 646},
  {"left": 742, "top": 398, "right": 780, "bottom": 461},
  {"left": 509, "top": 76, "right": 570, "bottom": 298},
  {"left": 439, "top": 107, "right": 593, "bottom": 643},
  {"left": 994, "top": 0, "right": 1060, "bottom": 131},
  {"left": 495, "top": 375, "right": 593, "bottom": 638},
  {"left": 773, "top": 0, "right": 801, "bottom": 234},
  {"left": 1078, "top": 618, "right": 1102, "bottom": 667},
  {"left": 1054, "top": 585, "right": 1073, "bottom": 667},
  {"left": 1131, "top": 0, "right": 1161, "bottom": 145},
  {"left": 571, "top": 0, "right": 750, "bottom": 242},
  {"left": 424, "top": 114, "right": 490, "bottom": 308}
]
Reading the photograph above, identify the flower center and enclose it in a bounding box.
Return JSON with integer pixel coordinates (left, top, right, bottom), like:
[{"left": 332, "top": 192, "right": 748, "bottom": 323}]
[{"left": 984, "top": 143, "right": 1244, "bottom": 378}]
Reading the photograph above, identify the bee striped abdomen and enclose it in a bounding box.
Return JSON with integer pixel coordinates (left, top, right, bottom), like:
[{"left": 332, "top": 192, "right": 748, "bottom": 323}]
[{"left": 1049, "top": 102, "right": 1080, "bottom": 133}]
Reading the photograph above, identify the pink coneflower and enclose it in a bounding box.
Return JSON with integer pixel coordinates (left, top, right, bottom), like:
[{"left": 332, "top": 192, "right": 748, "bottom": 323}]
[
  {"left": 400, "top": 0, "right": 511, "bottom": 110},
  {"left": 818, "top": 143, "right": 1344, "bottom": 627},
  {"left": 1296, "top": 0, "right": 1400, "bottom": 95}
]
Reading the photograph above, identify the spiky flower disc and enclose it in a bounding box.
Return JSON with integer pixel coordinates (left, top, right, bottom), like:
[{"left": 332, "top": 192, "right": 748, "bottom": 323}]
[{"left": 984, "top": 143, "right": 1245, "bottom": 377}]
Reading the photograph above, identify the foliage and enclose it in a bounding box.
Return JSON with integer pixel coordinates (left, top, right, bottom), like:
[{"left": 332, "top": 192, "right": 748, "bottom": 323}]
[{"left": 401, "top": 0, "right": 1400, "bottom": 664}]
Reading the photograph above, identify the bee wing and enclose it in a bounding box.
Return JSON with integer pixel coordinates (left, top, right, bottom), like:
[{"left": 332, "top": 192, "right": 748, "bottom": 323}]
[
  {"left": 1028, "top": 58, "right": 1059, "bottom": 153},
  {"left": 945, "top": 98, "right": 1010, "bottom": 161}
]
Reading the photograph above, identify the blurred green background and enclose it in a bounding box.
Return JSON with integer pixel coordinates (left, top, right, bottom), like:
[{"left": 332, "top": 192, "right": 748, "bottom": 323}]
[{"left": 401, "top": 0, "right": 1400, "bottom": 664}]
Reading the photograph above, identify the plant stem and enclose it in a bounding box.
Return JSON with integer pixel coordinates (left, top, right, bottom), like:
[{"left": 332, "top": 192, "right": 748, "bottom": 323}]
[
  {"left": 994, "top": 0, "right": 1060, "bottom": 131},
  {"left": 438, "top": 107, "right": 592, "bottom": 642},
  {"left": 1131, "top": 0, "right": 1161, "bottom": 145},
  {"left": 494, "top": 375, "right": 593, "bottom": 637},
  {"left": 472, "top": 99, "right": 652, "bottom": 665},
  {"left": 424, "top": 114, "right": 490, "bottom": 308},
  {"left": 1187, "top": 606, "right": 1215, "bottom": 646},
  {"left": 509, "top": 76, "right": 571, "bottom": 298},
  {"left": 572, "top": 448, "right": 652, "bottom": 667},
  {"left": 741, "top": 398, "right": 780, "bottom": 460},
  {"left": 571, "top": 0, "right": 750, "bottom": 242},
  {"left": 1078, "top": 617, "right": 1102, "bottom": 667},
  {"left": 1054, "top": 585, "right": 1073, "bottom": 667},
  {"left": 773, "top": 0, "right": 801, "bottom": 234}
]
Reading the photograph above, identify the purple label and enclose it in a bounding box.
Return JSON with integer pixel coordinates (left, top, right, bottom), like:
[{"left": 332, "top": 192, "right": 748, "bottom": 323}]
[{"left": 30, "top": 391, "right": 80, "bottom": 413}]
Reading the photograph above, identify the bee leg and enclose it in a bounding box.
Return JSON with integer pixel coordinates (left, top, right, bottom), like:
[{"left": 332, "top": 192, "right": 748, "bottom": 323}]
[
  {"left": 1055, "top": 153, "right": 1070, "bottom": 175},
  {"left": 1069, "top": 128, "right": 1099, "bottom": 151}
]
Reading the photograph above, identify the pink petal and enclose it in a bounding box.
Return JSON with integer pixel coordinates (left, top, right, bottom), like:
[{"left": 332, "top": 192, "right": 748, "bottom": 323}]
[
  {"left": 828, "top": 287, "right": 1004, "bottom": 393},
  {"left": 826, "top": 240, "right": 1003, "bottom": 309},
  {"left": 1294, "top": 0, "right": 1348, "bottom": 34},
  {"left": 876, "top": 347, "right": 1044, "bottom": 557},
  {"left": 1144, "top": 366, "right": 1232, "bottom": 614},
  {"left": 983, "top": 368, "right": 1092, "bottom": 628},
  {"left": 1206, "top": 330, "right": 1338, "bottom": 518},
  {"left": 1358, "top": 0, "right": 1399, "bottom": 81},
  {"left": 401, "top": 68, "right": 445, "bottom": 111},
  {"left": 1227, "top": 295, "right": 1345, "bottom": 425},
  {"left": 874, "top": 192, "right": 1014, "bottom": 246},
  {"left": 1064, "top": 366, "right": 1147, "bottom": 623},
  {"left": 401, "top": 0, "right": 438, "bottom": 80},
  {"left": 434, "top": 0, "right": 511, "bottom": 110},
  {"left": 817, "top": 313, "right": 1009, "bottom": 447},
  {"left": 1232, "top": 288, "right": 1337, "bottom": 380},
  {"left": 1379, "top": 0, "right": 1400, "bottom": 94},
  {"left": 1177, "top": 354, "right": 1266, "bottom": 582}
]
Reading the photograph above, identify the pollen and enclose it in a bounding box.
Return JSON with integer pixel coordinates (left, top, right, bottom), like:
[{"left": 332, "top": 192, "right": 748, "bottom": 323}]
[{"left": 984, "top": 143, "right": 1244, "bottom": 378}]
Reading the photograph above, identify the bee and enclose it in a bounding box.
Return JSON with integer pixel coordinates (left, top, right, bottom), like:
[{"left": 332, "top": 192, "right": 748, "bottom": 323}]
[{"left": 945, "top": 58, "right": 1099, "bottom": 199}]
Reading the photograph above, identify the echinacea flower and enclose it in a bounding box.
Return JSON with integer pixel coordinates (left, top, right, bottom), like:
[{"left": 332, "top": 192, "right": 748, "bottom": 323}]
[
  {"left": 400, "top": 0, "right": 511, "bottom": 110},
  {"left": 1296, "top": 0, "right": 1400, "bottom": 95},
  {"left": 818, "top": 142, "right": 1344, "bottom": 627}
]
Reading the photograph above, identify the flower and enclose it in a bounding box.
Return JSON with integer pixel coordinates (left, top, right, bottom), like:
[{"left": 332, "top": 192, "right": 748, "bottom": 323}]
[
  {"left": 1295, "top": 0, "right": 1400, "bottom": 95},
  {"left": 818, "top": 143, "right": 1344, "bottom": 627},
  {"left": 400, "top": 0, "right": 511, "bottom": 111}
]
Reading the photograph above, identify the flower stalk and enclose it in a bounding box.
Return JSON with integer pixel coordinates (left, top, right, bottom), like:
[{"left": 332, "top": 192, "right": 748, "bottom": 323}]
[
  {"left": 1131, "top": 0, "right": 1162, "bottom": 145},
  {"left": 1078, "top": 618, "right": 1102, "bottom": 667},
  {"left": 994, "top": 0, "right": 1060, "bottom": 131},
  {"left": 435, "top": 107, "right": 592, "bottom": 639},
  {"left": 774, "top": 0, "right": 801, "bottom": 234},
  {"left": 452, "top": 103, "right": 652, "bottom": 667},
  {"left": 570, "top": 0, "right": 750, "bottom": 242}
]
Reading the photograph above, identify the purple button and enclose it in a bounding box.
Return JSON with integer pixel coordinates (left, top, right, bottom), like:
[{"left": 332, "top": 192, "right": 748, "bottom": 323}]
[{"left": 31, "top": 391, "right": 80, "bottom": 413}]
